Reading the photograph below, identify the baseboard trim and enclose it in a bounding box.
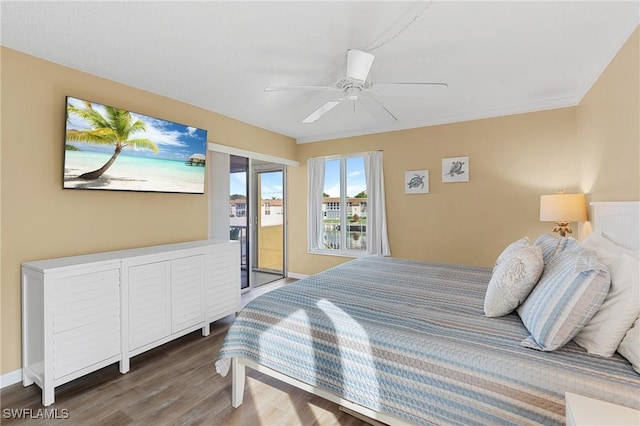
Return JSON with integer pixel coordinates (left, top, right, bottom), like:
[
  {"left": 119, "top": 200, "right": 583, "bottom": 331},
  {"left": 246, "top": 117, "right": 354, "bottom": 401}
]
[
  {"left": 287, "top": 272, "right": 309, "bottom": 280},
  {"left": 1, "top": 369, "right": 22, "bottom": 389}
]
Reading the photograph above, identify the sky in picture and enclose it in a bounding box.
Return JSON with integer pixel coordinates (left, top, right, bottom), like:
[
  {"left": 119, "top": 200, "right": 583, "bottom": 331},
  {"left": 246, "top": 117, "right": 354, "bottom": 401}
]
[
  {"left": 323, "top": 157, "right": 366, "bottom": 198},
  {"left": 66, "top": 97, "right": 207, "bottom": 162}
]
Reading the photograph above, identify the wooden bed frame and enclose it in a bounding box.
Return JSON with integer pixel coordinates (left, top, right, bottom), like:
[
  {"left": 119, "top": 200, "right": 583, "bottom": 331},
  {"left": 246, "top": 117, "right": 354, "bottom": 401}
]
[{"left": 230, "top": 201, "right": 640, "bottom": 425}]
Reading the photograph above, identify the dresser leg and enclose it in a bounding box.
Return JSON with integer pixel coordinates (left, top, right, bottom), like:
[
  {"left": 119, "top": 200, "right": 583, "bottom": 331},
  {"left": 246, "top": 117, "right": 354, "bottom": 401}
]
[
  {"left": 120, "top": 358, "right": 130, "bottom": 374},
  {"left": 22, "top": 372, "right": 34, "bottom": 387},
  {"left": 42, "top": 385, "right": 54, "bottom": 407}
]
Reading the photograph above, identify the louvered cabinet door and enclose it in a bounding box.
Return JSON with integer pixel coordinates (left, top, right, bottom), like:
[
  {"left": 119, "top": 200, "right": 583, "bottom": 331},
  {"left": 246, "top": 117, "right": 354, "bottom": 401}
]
[
  {"left": 128, "top": 261, "right": 171, "bottom": 351},
  {"left": 171, "top": 255, "right": 205, "bottom": 333},
  {"left": 51, "top": 268, "right": 120, "bottom": 380},
  {"left": 208, "top": 242, "right": 240, "bottom": 321}
]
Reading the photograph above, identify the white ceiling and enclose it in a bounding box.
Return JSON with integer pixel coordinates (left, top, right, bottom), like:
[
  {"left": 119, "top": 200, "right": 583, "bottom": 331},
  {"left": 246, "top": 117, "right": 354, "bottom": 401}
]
[{"left": 1, "top": 1, "right": 638, "bottom": 144}]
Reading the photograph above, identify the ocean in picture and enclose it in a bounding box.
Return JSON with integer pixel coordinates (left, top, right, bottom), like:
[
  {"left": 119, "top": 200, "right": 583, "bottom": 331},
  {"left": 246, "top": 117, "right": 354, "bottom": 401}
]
[{"left": 64, "top": 150, "right": 206, "bottom": 193}]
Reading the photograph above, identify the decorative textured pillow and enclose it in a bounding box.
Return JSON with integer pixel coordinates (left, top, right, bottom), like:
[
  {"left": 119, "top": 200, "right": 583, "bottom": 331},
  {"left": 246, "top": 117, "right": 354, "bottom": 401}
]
[
  {"left": 517, "top": 248, "right": 611, "bottom": 351},
  {"left": 618, "top": 315, "right": 640, "bottom": 374},
  {"left": 494, "top": 237, "right": 531, "bottom": 268},
  {"left": 574, "top": 253, "right": 640, "bottom": 356},
  {"left": 485, "top": 245, "right": 543, "bottom": 317}
]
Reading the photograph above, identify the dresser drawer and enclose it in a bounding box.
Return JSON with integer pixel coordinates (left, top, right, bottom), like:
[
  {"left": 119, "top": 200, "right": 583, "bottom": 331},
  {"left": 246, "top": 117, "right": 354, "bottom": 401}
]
[{"left": 53, "top": 320, "right": 120, "bottom": 379}]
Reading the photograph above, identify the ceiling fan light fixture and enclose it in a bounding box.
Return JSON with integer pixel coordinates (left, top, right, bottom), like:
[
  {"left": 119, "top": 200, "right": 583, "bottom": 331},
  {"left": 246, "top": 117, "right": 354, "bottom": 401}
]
[{"left": 344, "top": 87, "right": 361, "bottom": 101}]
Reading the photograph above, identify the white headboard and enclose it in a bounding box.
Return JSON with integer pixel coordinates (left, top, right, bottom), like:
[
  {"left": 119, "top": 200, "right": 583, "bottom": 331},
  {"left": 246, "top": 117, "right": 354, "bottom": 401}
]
[{"left": 590, "top": 201, "right": 640, "bottom": 250}]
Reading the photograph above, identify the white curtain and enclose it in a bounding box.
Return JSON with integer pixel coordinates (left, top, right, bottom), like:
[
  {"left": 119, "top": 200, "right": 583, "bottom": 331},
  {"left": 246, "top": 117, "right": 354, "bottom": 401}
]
[
  {"left": 307, "top": 158, "right": 325, "bottom": 251},
  {"left": 364, "top": 151, "right": 391, "bottom": 256},
  {"left": 208, "top": 151, "right": 230, "bottom": 240}
]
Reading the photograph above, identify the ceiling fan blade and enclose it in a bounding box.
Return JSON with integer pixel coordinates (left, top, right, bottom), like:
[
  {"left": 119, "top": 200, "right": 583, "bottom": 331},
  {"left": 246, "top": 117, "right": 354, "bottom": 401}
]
[
  {"left": 302, "top": 100, "right": 342, "bottom": 123},
  {"left": 373, "top": 82, "right": 448, "bottom": 98},
  {"left": 264, "top": 85, "right": 337, "bottom": 92},
  {"left": 347, "top": 49, "right": 375, "bottom": 82},
  {"left": 359, "top": 97, "right": 397, "bottom": 123}
]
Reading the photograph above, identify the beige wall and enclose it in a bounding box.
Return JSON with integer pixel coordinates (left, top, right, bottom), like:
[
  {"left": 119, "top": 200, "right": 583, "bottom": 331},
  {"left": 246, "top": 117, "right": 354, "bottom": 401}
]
[
  {"left": 577, "top": 28, "right": 639, "bottom": 201},
  {"left": 258, "top": 225, "right": 284, "bottom": 271},
  {"left": 288, "top": 108, "right": 579, "bottom": 274},
  {"left": 288, "top": 29, "right": 639, "bottom": 276},
  {"left": 0, "top": 47, "right": 296, "bottom": 375}
]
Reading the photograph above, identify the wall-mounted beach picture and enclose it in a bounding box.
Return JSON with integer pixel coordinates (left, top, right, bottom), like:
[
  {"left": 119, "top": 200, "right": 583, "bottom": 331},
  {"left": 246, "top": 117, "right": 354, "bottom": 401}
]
[{"left": 64, "top": 96, "right": 208, "bottom": 194}]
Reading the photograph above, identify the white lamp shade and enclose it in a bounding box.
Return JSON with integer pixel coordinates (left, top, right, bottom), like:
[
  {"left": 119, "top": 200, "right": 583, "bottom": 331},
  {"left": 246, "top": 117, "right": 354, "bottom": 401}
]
[
  {"left": 540, "top": 193, "right": 587, "bottom": 222},
  {"left": 347, "top": 49, "right": 375, "bottom": 82}
]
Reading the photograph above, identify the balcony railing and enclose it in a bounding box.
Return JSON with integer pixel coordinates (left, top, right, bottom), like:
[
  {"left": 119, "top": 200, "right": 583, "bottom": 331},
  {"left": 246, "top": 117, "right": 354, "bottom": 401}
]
[
  {"left": 322, "top": 222, "right": 366, "bottom": 251},
  {"left": 230, "top": 226, "right": 248, "bottom": 268}
]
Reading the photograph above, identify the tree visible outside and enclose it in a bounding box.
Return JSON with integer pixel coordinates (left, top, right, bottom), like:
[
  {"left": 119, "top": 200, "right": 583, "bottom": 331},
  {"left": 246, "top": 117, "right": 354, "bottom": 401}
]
[{"left": 66, "top": 101, "right": 158, "bottom": 180}]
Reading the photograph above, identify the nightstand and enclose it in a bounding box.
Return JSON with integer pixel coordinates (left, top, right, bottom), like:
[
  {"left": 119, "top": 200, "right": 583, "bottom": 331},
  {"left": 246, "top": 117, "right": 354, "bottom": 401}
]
[{"left": 565, "top": 392, "right": 640, "bottom": 426}]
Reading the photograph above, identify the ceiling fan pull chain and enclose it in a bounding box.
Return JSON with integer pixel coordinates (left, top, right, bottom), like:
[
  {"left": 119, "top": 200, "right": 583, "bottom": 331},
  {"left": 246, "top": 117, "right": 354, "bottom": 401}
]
[{"left": 367, "top": 1, "right": 434, "bottom": 52}]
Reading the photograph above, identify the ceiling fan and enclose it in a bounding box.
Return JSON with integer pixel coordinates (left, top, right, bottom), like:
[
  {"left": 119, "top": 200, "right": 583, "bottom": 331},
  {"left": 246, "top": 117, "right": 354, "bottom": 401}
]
[{"left": 264, "top": 49, "right": 448, "bottom": 124}]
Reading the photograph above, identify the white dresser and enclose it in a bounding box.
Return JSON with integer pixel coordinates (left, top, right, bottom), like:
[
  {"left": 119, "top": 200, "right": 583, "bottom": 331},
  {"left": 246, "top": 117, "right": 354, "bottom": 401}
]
[{"left": 22, "top": 239, "right": 239, "bottom": 406}]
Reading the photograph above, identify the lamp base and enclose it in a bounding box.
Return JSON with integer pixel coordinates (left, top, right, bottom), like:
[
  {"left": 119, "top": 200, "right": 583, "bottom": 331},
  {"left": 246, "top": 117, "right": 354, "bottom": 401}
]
[{"left": 552, "top": 221, "right": 573, "bottom": 237}]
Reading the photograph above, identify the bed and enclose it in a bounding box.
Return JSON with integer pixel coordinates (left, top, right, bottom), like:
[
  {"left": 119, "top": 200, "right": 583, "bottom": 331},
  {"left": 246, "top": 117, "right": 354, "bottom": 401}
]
[{"left": 215, "top": 201, "right": 640, "bottom": 425}]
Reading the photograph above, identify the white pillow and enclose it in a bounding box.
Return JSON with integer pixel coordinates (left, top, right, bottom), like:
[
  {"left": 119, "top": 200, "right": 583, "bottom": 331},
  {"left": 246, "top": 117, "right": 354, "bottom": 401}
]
[
  {"left": 618, "top": 315, "right": 640, "bottom": 374},
  {"left": 573, "top": 253, "right": 640, "bottom": 357},
  {"left": 581, "top": 231, "right": 640, "bottom": 264},
  {"left": 484, "top": 245, "right": 544, "bottom": 317}
]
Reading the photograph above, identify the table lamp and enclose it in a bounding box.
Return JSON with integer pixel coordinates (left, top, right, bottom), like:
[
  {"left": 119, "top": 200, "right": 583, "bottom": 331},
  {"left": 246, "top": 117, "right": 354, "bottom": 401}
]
[{"left": 540, "top": 191, "right": 587, "bottom": 236}]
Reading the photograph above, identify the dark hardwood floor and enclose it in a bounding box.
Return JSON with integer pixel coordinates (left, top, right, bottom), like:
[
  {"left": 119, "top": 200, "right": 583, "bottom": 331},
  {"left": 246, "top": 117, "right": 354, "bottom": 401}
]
[{"left": 1, "top": 279, "right": 369, "bottom": 425}]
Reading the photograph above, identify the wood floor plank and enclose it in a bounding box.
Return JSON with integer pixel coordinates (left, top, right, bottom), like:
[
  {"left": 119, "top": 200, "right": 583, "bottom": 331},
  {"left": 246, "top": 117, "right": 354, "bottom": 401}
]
[{"left": 1, "top": 280, "right": 371, "bottom": 425}]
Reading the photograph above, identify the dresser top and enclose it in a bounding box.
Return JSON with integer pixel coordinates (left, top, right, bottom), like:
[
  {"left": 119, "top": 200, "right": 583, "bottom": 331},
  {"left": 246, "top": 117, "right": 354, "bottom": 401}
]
[{"left": 22, "top": 239, "right": 235, "bottom": 272}]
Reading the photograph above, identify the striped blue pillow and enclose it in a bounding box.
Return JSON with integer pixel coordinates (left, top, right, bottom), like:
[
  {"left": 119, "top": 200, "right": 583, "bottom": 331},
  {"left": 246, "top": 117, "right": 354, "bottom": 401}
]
[
  {"left": 533, "top": 234, "right": 563, "bottom": 265},
  {"left": 517, "top": 248, "right": 611, "bottom": 351}
]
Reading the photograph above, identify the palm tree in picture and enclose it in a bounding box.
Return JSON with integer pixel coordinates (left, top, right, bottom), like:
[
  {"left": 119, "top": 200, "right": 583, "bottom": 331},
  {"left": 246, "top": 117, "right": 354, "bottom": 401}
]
[{"left": 66, "top": 101, "right": 159, "bottom": 180}]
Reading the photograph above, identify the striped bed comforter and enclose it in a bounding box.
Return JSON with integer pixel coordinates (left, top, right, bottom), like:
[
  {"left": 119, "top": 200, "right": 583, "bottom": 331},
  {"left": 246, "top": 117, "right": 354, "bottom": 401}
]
[{"left": 215, "top": 256, "right": 640, "bottom": 425}]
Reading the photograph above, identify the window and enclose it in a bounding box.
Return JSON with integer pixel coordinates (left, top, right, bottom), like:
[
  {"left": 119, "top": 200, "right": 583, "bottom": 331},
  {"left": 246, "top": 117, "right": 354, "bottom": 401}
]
[
  {"left": 308, "top": 151, "right": 390, "bottom": 257},
  {"left": 310, "top": 155, "right": 367, "bottom": 255}
]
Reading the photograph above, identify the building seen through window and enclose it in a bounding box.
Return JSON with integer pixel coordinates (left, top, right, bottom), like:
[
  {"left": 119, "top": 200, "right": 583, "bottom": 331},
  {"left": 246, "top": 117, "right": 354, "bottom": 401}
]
[{"left": 321, "top": 156, "right": 367, "bottom": 252}]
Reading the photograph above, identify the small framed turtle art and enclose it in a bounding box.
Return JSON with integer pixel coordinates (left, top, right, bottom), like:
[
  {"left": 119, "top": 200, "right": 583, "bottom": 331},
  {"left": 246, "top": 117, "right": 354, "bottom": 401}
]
[
  {"left": 442, "top": 156, "right": 469, "bottom": 183},
  {"left": 405, "top": 170, "right": 429, "bottom": 194}
]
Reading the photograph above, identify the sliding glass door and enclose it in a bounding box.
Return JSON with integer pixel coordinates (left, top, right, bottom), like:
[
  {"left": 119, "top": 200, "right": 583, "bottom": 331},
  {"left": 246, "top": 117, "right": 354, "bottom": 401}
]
[
  {"left": 252, "top": 163, "right": 285, "bottom": 286},
  {"left": 229, "top": 155, "right": 250, "bottom": 290}
]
